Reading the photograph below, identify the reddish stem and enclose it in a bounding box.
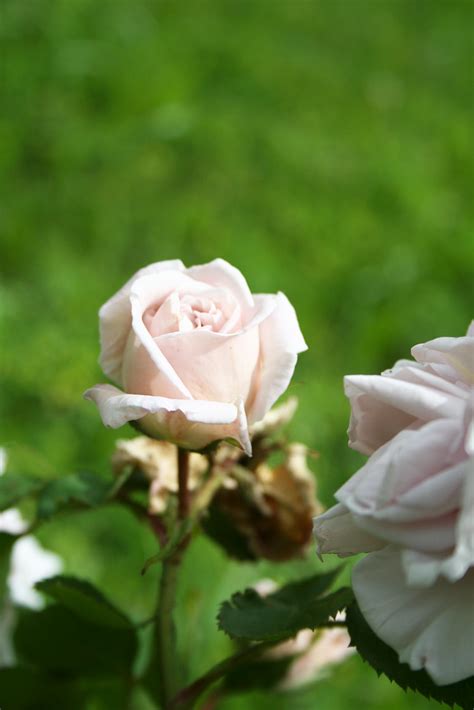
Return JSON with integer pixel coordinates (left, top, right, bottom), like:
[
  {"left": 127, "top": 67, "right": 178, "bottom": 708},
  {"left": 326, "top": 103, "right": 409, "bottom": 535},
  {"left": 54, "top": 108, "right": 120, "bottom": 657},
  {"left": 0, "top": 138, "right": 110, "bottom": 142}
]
[{"left": 177, "top": 448, "right": 190, "bottom": 519}]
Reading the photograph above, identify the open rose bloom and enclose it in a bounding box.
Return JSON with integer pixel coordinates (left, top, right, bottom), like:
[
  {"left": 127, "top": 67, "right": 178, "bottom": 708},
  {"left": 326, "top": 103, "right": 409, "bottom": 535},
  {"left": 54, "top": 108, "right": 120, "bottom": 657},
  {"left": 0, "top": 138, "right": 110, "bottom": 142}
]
[
  {"left": 85, "top": 259, "right": 306, "bottom": 455},
  {"left": 314, "top": 323, "right": 474, "bottom": 686}
]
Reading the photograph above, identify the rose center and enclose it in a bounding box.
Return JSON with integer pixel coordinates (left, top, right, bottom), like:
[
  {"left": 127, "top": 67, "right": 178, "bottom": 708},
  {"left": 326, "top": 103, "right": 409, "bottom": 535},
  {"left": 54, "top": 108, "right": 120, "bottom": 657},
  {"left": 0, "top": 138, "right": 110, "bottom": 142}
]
[
  {"left": 144, "top": 292, "right": 234, "bottom": 336},
  {"left": 179, "top": 295, "right": 225, "bottom": 331}
]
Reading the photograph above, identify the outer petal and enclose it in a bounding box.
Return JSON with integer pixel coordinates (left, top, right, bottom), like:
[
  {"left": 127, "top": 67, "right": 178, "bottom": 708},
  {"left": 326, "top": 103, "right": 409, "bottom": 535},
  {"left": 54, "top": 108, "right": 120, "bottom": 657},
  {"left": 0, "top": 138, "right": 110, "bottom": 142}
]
[
  {"left": 99, "top": 260, "right": 185, "bottom": 383},
  {"left": 336, "top": 420, "right": 464, "bottom": 552},
  {"left": 84, "top": 384, "right": 252, "bottom": 454},
  {"left": 345, "top": 373, "right": 466, "bottom": 455},
  {"left": 338, "top": 418, "right": 464, "bottom": 510},
  {"left": 313, "top": 503, "right": 385, "bottom": 558},
  {"left": 128, "top": 273, "right": 207, "bottom": 398},
  {"left": 402, "top": 460, "right": 474, "bottom": 585},
  {"left": 352, "top": 547, "right": 474, "bottom": 685},
  {"left": 412, "top": 330, "right": 474, "bottom": 385},
  {"left": 247, "top": 292, "right": 307, "bottom": 425},
  {"left": 186, "top": 258, "right": 255, "bottom": 313}
]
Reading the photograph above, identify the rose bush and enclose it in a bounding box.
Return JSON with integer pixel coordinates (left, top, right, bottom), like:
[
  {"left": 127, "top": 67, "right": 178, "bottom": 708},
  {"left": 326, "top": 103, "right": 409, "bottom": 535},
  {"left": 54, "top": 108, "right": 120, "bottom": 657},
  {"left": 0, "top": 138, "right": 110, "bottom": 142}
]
[
  {"left": 313, "top": 323, "right": 474, "bottom": 685},
  {"left": 85, "top": 259, "right": 306, "bottom": 454}
]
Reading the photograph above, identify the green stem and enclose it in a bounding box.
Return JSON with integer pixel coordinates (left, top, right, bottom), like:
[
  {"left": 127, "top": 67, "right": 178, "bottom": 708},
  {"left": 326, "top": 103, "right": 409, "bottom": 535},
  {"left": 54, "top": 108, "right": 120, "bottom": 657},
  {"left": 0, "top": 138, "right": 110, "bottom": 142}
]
[
  {"left": 154, "top": 448, "right": 191, "bottom": 707},
  {"left": 156, "top": 554, "right": 182, "bottom": 706}
]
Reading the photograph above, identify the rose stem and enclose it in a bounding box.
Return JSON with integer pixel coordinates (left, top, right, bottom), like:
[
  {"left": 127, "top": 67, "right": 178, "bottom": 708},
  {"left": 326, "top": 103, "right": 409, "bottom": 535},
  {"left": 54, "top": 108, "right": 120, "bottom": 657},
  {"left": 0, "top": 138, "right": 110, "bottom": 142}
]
[
  {"left": 155, "top": 448, "right": 190, "bottom": 707},
  {"left": 177, "top": 448, "right": 190, "bottom": 519},
  {"left": 156, "top": 555, "right": 181, "bottom": 707}
]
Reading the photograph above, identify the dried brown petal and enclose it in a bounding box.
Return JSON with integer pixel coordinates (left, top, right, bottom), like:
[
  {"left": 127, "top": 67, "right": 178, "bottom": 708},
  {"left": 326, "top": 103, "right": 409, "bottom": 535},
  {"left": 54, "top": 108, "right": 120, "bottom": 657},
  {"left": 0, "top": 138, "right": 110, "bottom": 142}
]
[
  {"left": 205, "top": 442, "right": 322, "bottom": 561},
  {"left": 112, "top": 436, "right": 207, "bottom": 513}
]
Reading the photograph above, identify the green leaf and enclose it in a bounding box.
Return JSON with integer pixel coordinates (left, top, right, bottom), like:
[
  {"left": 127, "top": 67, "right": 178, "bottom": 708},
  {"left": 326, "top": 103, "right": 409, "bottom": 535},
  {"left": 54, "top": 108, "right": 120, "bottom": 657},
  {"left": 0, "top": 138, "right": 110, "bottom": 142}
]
[
  {"left": 346, "top": 601, "right": 474, "bottom": 710},
  {"left": 0, "top": 472, "right": 42, "bottom": 512},
  {"left": 0, "top": 667, "right": 130, "bottom": 710},
  {"left": 0, "top": 667, "right": 51, "bottom": 709},
  {"left": 218, "top": 569, "right": 353, "bottom": 641},
  {"left": 36, "top": 471, "right": 111, "bottom": 519},
  {"left": 223, "top": 657, "right": 293, "bottom": 692},
  {"left": 35, "top": 575, "right": 132, "bottom": 629},
  {"left": 0, "top": 532, "right": 16, "bottom": 604},
  {"left": 14, "top": 605, "right": 137, "bottom": 675}
]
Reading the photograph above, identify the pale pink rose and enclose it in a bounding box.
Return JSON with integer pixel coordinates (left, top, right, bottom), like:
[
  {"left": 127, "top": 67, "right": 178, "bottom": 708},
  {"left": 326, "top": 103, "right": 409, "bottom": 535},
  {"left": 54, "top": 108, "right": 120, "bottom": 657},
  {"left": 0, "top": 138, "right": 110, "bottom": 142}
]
[
  {"left": 314, "top": 323, "right": 474, "bottom": 685},
  {"left": 85, "top": 259, "right": 306, "bottom": 454}
]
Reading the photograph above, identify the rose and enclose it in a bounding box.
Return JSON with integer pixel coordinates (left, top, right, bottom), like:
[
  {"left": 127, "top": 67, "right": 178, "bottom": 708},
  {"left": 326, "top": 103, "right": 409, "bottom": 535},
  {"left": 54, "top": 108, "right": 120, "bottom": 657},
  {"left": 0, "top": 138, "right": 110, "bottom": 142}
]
[
  {"left": 85, "top": 259, "right": 306, "bottom": 454},
  {"left": 313, "top": 323, "right": 474, "bottom": 685}
]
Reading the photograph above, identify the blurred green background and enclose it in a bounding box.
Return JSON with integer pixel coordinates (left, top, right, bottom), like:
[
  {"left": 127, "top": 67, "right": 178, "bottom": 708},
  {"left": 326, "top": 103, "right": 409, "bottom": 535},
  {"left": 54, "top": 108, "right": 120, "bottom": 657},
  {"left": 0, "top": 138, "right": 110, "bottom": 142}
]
[{"left": 1, "top": 0, "right": 472, "bottom": 707}]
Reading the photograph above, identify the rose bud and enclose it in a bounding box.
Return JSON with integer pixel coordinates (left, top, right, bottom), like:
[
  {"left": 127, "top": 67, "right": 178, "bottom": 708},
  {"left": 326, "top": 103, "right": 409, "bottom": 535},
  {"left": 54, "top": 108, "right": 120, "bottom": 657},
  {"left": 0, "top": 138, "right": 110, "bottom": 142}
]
[{"left": 84, "top": 259, "right": 306, "bottom": 455}]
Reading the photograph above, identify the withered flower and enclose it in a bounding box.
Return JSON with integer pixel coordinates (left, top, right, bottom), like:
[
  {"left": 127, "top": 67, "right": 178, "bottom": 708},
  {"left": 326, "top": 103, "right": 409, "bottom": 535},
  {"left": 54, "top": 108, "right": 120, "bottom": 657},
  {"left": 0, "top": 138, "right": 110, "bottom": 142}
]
[
  {"left": 204, "top": 442, "right": 322, "bottom": 561},
  {"left": 112, "top": 436, "right": 207, "bottom": 513}
]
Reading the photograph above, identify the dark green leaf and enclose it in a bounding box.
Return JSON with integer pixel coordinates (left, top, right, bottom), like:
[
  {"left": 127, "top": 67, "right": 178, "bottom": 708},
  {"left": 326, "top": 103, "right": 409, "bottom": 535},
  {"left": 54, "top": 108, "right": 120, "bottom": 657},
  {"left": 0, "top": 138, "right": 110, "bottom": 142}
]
[
  {"left": 268, "top": 566, "right": 344, "bottom": 604},
  {"left": 223, "top": 657, "right": 293, "bottom": 692},
  {"left": 0, "top": 532, "right": 16, "bottom": 604},
  {"left": 0, "top": 667, "right": 130, "bottom": 710},
  {"left": 346, "top": 601, "right": 474, "bottom": 710},
  {"left": 14, "top": 605, "right": 137, "bottom": 674},
  {"left": 0, "top": 667, "right": 51, "bottom": 709},
  {"left": 36, "top": 471, "right": 111, "bottom": 519},
  {"left": 218, "top": 569, "right": 353, "bottom": 641},
  {"left": 0, "top": 473, "right": 42, "bottom": 512},
  {"left": 35, "top": 575, "right": 132, "bottom": 629}
]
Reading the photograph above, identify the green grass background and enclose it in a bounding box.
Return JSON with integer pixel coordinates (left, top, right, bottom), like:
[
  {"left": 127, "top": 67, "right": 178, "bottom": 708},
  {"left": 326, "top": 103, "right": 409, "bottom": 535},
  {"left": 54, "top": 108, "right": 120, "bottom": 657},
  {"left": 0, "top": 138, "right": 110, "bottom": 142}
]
[{"left": 1, "top": 0, "right": 472, "bottom": 708}]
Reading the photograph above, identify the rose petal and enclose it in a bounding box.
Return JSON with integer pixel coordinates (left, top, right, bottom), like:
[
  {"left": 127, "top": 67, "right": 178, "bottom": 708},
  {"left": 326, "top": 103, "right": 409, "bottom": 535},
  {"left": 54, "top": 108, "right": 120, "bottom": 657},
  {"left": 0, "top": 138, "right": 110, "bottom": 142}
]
[
  {"left": 186, "top": 258, "right": 255, "bottom": 313},
  {"left": 247, "top": 292, "right": 307, "bottom": 424},
  {"left": 313, "top": 503, "right": 385, "bottom": 558},
  {"left": 345, "top": 374, "right": 466, "bottom": 455},
  {"left": 155, "top": 295, "right": 274, "bottom": 404},
  {"left": 336, "top": 420, "right": 465, "bottom": 552},
  {"left": 412, "top": 331, "right": 474, "bottom": 385},
  {"left": 339, "top": 418, "right": 464, "bottom": 508},
  {"left": 401, "top": 461, "right": 474, "bottom": 585},
  {"left": 84, "top": 384, "right": 252, "bottom": 452},
  {"left": 129, "top": 273, "right": 208, "bottom": 398},
  {"left": 352, "top": 547, "right": 474, "bottom": 685},
  {"left": 99, "top": 260, "right": 185, "bottom": 383}
]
